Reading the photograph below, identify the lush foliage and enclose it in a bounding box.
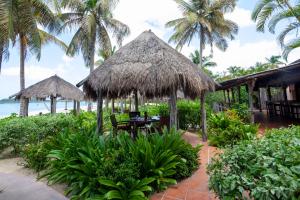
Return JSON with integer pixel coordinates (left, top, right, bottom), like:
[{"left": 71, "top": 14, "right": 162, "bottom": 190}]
[
  {"left": 140, "top": 100, "right": 202, "bottom": 130},
  {"left": 208, "top": 126, "right": 300, "bottom": 199},
  {"left": 0, "top": 114, "right": 78, "bottom": 153},
  {"left": 37, "top": 128, "right": 200, "bottom": 199},
  {"left": 208, "top": 110, "right": 258, "bottom": 147}
]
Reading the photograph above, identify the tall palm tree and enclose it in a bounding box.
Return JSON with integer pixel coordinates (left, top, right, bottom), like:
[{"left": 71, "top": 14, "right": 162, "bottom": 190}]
[
  {"left": 166, "top": 0, "right": 238, "bottom": 67},
  {"left": 252, "top": 0, "right": 300, "bottom": 58},
  {"left": 59, "top": 0, "right": 130, "bottom": 111},
  {"left": 0, "top": 0, "right": 66, "bottom": 116}
]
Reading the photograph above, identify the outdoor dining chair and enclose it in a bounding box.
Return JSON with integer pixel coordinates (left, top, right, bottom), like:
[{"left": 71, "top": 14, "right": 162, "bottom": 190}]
[{"left": 110, "top": 114, "right": 131, "bottom": 135}]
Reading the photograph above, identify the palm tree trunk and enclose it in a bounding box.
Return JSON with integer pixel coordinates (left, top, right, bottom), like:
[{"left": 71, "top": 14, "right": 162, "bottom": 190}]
[
  {"left": 19, "top": 34, "right": 26, "bottom": 117},
  {"left": 87, "top": 36, "right": 96, "bottom": 112},
  {"left": 199, "top": 28, "right": 204, "bottom": 68},
  {"left": 0, "top": 42, "right": 3, "bottom": 72}
]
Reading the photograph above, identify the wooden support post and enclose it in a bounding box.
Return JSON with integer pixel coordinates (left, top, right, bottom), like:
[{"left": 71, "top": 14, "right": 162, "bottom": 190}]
[
  {"left": 248, "top": 80, "right": 255, "bottom": 123},
  {"left": 223, "top": 90, "right": 227, "bottom": 103},
  {"left": 267, "top": 86, "right": 272, "bottom": 102},
  {"left": 231, "top": 88, "right": 235, "bottom": 103},
  {"left": 96, "top": 90, "right": 103, "bottom": 134},
  {"left": 134, "top": 90, "right": 139, "bottom": 112},
  {"left": 76, "top": 101, "right": 80, "bottom": 114},
  {"left": 200, "top": 91, "right": 207, "bottom": 142},
  {"left": 169, "top": 88, "right": 177, "bottom": 129},
  {"left": 50, "top": 96, "right": 57, "bottom": 114},
  {"left": 227, "top": 89, "right": 231, "bottom": 106},
  {"left": 24, "top": 98, "right": 29, "bottom": 117},
  {"left": 73, "top": 100, "right": 76, "bottom": 111},
  {"left": 282, "top": 85, "right": 288, "bottom": 101},
  {"left": 129, "top": 97, "right": 132, "bottom": 111},
  {"left": 112, "top": 99, "right": 115, "bottom": 113},
  {"left": 237, "top": 86, "right": 241, "bottom": 103}
]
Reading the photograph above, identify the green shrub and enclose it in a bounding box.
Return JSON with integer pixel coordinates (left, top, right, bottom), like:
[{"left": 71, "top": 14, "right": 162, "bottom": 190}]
[
  {"left": 40, "top": 129, "right": 200, "bottom": 199},
  {"left": 0, "top": 114, "right": 77, "bottom": 153},
  {"left": 207, "top": 126, "right": 300, "bottom": 200},
  {"left": 208, "top": 110, "right": 258, "bottom": 147}
]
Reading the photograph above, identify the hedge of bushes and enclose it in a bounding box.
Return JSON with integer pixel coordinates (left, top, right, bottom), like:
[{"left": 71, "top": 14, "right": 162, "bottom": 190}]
[
  {"left": 207, "top": 126, "right": 300, "bottom": 199},
  {"left": 208, "top": 109, "right": 258, "bottom": 147},
  {"left": 0, "top": 114, "right": 78, "bottom": 153}
]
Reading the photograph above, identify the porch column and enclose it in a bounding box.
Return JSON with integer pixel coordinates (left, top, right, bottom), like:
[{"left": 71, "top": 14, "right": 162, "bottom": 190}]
[
  {"left": 237, "top": 86, "right": 241, "bottom": 103},
  {"left": 248, "top": 80, "right": 255, "bottom": 123},
  {"left": 267, "top": 86, "right": 272, "bottom": 102},
  {"left": 231, "top": 88, "right": 235, "bottom": 103},
  {"left": 73, "top": 100, "right": 76, "bottom": 112},
  {"left": 169, "top": 88, "right": 177, "bottom": 129},
  {"left": 96, "top": 89, "right": 103, "bottom": 134},
  {"left": 227, "top": 89, "right": 231, "bottom": 106},
  {"left": 223, "top": 90, "right": 227, "bottom": 103},
  {"left": 282, "top": 85, "right": 288, "bottom": 101},
  {"left": 50, "top": 96, "right": 57, "bottom": 114},
  {"left": 134, "top": 90, "right": 139, "bottom": 112},
  {"left": 200, "top": 91, "right": 207, "bottom": 142}
]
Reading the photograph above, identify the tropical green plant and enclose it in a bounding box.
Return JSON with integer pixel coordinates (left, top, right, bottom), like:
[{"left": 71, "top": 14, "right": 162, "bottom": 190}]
[
  {"left": 0, "top": 0, "right": 66, "bottom": 115},
  {"left": 252, "top": 0, "right": 300, "bottom": 58},
  {"left": 97, "top": 177, "right": 155, "bottom": 200},
  {"left": 39, "top": 128, "right": 200, "bottom": 199},
  {"left": 208, "top": 126, "right": 300, "bottom": 199},
  {"left": 208, "top": 110, "right": 258, "bottom": 147},
  {"left": 166, "top": 0, "right": 238, "bottom": 67}
]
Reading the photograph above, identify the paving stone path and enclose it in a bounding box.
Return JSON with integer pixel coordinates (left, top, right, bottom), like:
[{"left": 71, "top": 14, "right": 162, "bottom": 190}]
[
  {"left": 0, "top": 172, "right": 68, "bottom": 200},
  {"left": 151, "top": 132, "right": 219, "bottom": 200}
]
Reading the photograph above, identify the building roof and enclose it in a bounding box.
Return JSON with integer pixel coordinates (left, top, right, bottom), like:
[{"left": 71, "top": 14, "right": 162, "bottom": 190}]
[
  {"left": 10, "top": 75, "right": 84, "bottom": 101},
  {"left": 78, "top": 30, "right": 216, "bottom": 100}
]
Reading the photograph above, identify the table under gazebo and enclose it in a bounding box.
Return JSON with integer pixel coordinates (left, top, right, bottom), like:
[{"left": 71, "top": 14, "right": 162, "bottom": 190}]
[{"left": 77, "top": 30, "right": 215, "bottom": 141}]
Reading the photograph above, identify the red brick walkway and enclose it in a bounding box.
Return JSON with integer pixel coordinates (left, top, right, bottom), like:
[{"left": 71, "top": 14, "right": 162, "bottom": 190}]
[{"left": 151, "top": 132, "right": 218, "bottom": 200}]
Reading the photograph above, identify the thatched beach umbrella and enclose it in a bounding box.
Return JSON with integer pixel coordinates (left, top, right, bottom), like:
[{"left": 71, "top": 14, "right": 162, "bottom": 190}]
[
  {"left": 10, "top": 75, "right": 84, "bottom": 115},
  {"left": 78, "top": 30, "right": 215, "bottom": 139}
]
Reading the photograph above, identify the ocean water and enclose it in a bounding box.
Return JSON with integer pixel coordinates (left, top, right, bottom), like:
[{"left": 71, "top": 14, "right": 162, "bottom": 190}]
[{"left": 0, "top": 101, "right": 91, "bottom": 118}]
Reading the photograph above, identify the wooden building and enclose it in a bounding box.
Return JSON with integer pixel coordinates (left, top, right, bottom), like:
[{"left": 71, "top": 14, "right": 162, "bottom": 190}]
[{"left": 217, "top": 59, "right": 300, "bottom": 123}]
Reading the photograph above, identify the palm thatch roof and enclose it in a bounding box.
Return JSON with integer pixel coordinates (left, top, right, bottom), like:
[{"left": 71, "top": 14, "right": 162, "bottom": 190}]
[
  {"left": 78, "top": 30, "right": 216, "bottom": 99},
  {"left": 10, "top": 75, "right": 84, "bottom": 101}
]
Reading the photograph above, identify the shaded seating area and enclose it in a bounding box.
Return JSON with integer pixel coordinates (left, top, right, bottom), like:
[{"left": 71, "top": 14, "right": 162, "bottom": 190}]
[
  {"left": 10, "top": 75, "right": 84, "bottom": 116},
  {"left": 217, "top": 59, "right": 300, "bottom": 124},
  {"left": 78, "top": 30, "right": 215, "bottom": 140}
]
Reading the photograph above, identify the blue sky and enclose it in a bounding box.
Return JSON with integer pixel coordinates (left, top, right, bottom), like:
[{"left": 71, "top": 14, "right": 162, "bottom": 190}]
[{"left": 1, "top": 0, "right": 300, "bottom": 99}]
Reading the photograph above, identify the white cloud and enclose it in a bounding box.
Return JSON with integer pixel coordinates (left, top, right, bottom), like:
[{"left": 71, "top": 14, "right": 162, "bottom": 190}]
[
  {"left": 2, "top": 65, "right": 57, "bottom": 80},
  {"left": 113, "top": 0, "right": 180, "bottom": 44},
  {"left": 225, "top": 7, "right": 255, "bottom": 28}
]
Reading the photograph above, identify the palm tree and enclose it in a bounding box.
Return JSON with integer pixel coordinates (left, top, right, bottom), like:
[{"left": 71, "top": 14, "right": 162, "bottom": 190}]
[
  {"left": 190, "top": 50, "right": 216, "bottom": 77},
  {"left": 59, "top": 0, "right": 130, "bottom": 111},
  {"left": 95, "top": 46, "right": 116, "bottom": 65},
  {"left": 252, "top": 0, "right": 300, "bottom": 58},
  {"left": 0, "top": 0, "right": 66, "bottom": 116},
  {"left": 166, "top": 0, "right": 238, "bottom": 67},
  {"left": 265, "top": 55, "right": 286, "bottom": 68}
]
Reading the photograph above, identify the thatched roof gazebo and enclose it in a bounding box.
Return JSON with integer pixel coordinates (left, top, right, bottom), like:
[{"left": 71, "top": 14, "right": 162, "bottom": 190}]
[
  {"left": 78, "top": 30, "right": 215, "bottom": 139},
  {"left": 10, "top": 75, "right": 84, "bottom": 116}
]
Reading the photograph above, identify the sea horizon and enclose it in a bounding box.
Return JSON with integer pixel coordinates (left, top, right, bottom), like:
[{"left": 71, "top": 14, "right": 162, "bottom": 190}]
[{"left": 0, "top": 101, "right": 95, "bottom": 118}]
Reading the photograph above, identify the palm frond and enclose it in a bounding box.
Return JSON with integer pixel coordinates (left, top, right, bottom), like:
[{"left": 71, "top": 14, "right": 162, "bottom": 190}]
[
  {"left": 38, "top": 29, "right": 67, "bottom": 51},
  {"left": 277, "top": 22, "right": 300, "bottom": 47},
  {"left": 283, "top": 37, "right": 300, "bottom": 59}
]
